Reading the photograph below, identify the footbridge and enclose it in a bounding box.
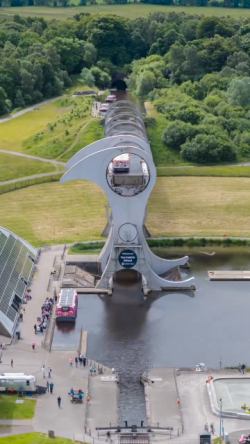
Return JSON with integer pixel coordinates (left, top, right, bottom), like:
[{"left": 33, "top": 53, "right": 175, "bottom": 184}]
[{"left": 61, "top": 100, "right": 195, "bottom": 292}]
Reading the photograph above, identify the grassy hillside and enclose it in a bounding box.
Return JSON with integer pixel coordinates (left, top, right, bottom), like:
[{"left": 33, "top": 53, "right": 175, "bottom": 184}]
[
  {"left": 1, "top": 4, "right": 250, "bottom": 20},
  {"left": 0, "top": 153, "right": 60, "bottom": 182},
  {"left": 1, "top": 176, "right": 250, "bottom": 245}
]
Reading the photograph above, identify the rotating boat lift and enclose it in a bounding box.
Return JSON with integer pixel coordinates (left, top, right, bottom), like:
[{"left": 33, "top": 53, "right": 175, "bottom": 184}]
[{"left": 61, "top": 101, "right": 195, "bottom": 293}]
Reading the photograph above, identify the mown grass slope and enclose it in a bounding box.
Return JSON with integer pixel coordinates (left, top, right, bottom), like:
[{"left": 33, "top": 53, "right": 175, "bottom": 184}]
[
  {"left": 1, "top": 176, "right": 250, "bottom": 246},
  {"left": 0, "top": 153, "right": 59, "bottom": 182}
]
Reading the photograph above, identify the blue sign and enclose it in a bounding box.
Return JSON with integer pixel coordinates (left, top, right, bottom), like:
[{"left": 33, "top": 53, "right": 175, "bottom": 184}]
[{"left": 119, "top": 249, "right": 137, "bottom": 269}]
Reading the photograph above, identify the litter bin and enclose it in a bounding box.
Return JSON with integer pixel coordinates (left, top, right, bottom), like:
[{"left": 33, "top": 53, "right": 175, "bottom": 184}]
[{"left": 199, "top": 433, "right": 211, "bottom": 444}]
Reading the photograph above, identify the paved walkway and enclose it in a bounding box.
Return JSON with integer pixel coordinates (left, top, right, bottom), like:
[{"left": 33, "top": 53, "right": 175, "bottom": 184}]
[
  {"left": 19, "top": 247, "right": 60, "bottom": 345},
  {"left": 0, "top": 150, "right": 65, "bottom": 166},
  {"left": 177, "top": 372, "right": 250, "bottom": 441},
  {"left": 0, "top": 425, "right": 34, "bottom": 436},
  {"left": 146, "top": 368, "right": 181, "bottom": 433},
  {"left": 87, "top": 372, "right": 118, "bottom": 433},
  {"left": 1, "top": 246, "right": 89, "bottom": 439}
]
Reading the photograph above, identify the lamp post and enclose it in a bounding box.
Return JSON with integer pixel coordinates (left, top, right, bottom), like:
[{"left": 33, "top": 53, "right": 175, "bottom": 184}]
[{"left": 219, "top": 398, "right": 223, "bottom": 444}]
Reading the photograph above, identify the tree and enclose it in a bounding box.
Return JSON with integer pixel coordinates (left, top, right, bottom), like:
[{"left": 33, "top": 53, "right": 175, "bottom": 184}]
[
  {"left": 51, "top": 37, "right": 84, "bottom": 73},
  {"left": 86, "top": 15, "right": 132, "bottom": 65},
  {"left": 181, "top": 134, "right": 236, "bottom": 163},
  {"left": 79, "top": 0, "right": 86, "bottom": 5},
  {"left": 81, "top": 67, "right": 95, "bottom": 86},
  {"left": 162, "top": 120, "right": 197, "bottom": 150},
  {"left": 136, "top": 71, "right": 156, "bottom": 96},
  {"left": 227, "top": 77, "right": 250, "bottom": 108},
  {"left": 14, "top": 90, "right": 25, "bottom": 108},
  {"left": 196, "top": 17, "right": 233, "bottom": 40},
  {"left": 90, "top": 67, "right": 111, "bottom": 88},
  {"left": 0, "top": 88, "right": 10, "bottom": 116}
]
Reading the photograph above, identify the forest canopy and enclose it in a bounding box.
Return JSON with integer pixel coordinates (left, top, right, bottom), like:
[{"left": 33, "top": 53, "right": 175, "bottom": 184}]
[{"left": 2, "top": 12, "right": 250, "bottom": 163}]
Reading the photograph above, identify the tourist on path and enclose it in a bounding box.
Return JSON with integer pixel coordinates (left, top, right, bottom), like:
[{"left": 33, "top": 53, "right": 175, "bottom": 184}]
[
  {"left": 32, "top": 341, "right": 36, "bottom": 351},
  {"left": 238, "top": 363, "right": 242, "bottom": 373},
  {"left": 47, "top": 381, "right": 49, "bottom": 392},
  {"left": 42, "top": 365, "right": 45, "bottom": 379},
  {"left": 69, "top": 357, "right": 73, "bottom": 367},
  {"left": 50, "top": 382, "right": 54, "bottom": 394},
  {"left": 11, "top": 359, "right": 13, "bottom": 367},
  {"left": 83, "top": 357, "right": 86, "bottom": 367},
  {"left": 34, "top": 324, "right": 37, "bottom": 334},
  {"left": 48, "top": 367, "right": 52, "bottom": 378},
  {"left": 242, "top": 363, "right": 246, "bottom": 374},
  {"left": 57, "top": 396, "right": 61, "bottom": 407},
  {"left": 75, "top": 357, "right": 78, "bottom": 367}
]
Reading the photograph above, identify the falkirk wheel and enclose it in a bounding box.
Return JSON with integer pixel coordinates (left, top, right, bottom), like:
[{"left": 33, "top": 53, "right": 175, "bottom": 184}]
[{"left": 61, "top": 100, "right": 195, "bottom": 293}]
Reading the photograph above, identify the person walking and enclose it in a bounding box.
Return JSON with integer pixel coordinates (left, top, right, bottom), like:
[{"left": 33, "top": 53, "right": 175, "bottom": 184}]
[
  {"left": 242, "top": 363, "right": 246, "bottom": 375},
  {"left": 48, "top": 367, "right": 52, "bottom": 378},
  {"left": 47, "top": 381, "right": 49, "bottom": 392},
  {"left": 79, "top": 355, "right": 82, "bottom": 366},
  {"left": 57, "top": 396, "right": 61, "bottom": 407},
  {"left": 50, "top": 382, "right": 54, "bottom": 394},
  {"left": 238, "top": 363, "right": 242, "bottom": 373},
  {"left": 75, "top": 356, "right": 78, "bottom": 367},
  {"left": 11, "top": 359, "right": 13, "bottom": 367},
  {"left": 42, "top": 365, "right": 45, "bottom": 379},
  {"left": 83, "top": 357, "right": 86, "bottom": 367},
  {"left": 69, "top": 357, "right": 73, "bottom": 367},
  {"left": 31, "top": 341, "right": 36, "bottom": 351},
  {"left": 34, "top": 324, "right": 37, "bottom": 334}
]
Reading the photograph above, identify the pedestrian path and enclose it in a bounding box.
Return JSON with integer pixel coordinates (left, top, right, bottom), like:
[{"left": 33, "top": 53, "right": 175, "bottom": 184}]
[{"left": 0, "top": 150, "right": 65, "bottom": 165}]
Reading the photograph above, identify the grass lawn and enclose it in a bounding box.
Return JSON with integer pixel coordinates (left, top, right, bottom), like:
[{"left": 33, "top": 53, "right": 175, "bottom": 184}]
[
  {"left": 0, "top": 395, "right": 36, "bottom": 419},
  {"left": 0, "top": 153, "right": 59, "bottom": 183},
  {"left": 0, "top": 432, "right": 72, "bottom": 444},
  {"left": 156, "top": 165, "right": 250, "bottom": 177},
  {"left": 1, "top": 177, "right": 250, "bottom": 245},
  {"left": 0, "top": 95, "right": 94, "bottom": 161},
  {"left": 1, "top": 4, "right": 250, "bottom": 20},
  {"left": 0, "top": 101, "right": 68, "bottom": 152}
]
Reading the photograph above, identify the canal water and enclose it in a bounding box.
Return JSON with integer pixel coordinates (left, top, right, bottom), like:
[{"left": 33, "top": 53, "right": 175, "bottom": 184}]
[{"left": 52, "top": 247, "right": 250, "bottom": 424}]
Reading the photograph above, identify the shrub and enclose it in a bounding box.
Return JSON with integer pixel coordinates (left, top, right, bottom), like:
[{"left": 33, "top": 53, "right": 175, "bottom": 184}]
[
  {"left": 162, "top": 120, "right": 198, "bottom": 151},
  {"left": 181, "top": 134, "right": 236, "bottom": 164}
]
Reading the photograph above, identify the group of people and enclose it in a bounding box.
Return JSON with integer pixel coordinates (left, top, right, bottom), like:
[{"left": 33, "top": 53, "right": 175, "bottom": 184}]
[
  {"left": 238, "top": 363, "right": 246, "bottom": 374},
  {"left": 34, "top": 297, "right": 54, "bottom": 335},
  {"left": 69, "top": 388, "right": 84, "bottom": 402},
  {"left": 69, "top": 355, "right": 87, "bottom": 367}
]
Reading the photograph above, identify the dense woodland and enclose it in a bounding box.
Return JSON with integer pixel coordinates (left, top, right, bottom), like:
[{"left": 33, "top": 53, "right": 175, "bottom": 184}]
[{"left": 3, "top": 12, "right": 250, "bottom": 162}]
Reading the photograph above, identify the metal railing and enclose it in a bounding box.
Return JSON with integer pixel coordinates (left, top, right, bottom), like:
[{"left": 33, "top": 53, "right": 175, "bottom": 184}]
[
  {"left": 41, "top": 313, "right": 55, "bottom": 352},
  {"left": 61, "top": 244, "right": 67, "bottom": 260}
]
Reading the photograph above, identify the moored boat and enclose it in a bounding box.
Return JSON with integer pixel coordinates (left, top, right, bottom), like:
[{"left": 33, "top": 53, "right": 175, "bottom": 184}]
[{"left": 56, "top": 288, "right": 77, "bottom": 322}]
